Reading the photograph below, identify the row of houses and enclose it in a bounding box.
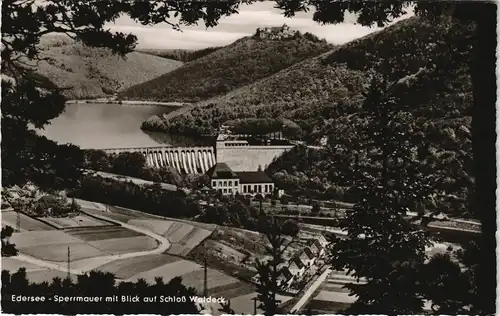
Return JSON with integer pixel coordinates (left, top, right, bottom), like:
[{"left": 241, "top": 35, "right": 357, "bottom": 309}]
[{"left": 253, "top": 235, "right": 329, "bottom": 289}]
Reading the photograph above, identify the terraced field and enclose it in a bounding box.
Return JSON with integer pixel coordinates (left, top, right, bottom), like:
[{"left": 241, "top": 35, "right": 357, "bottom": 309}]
[
  {"left": 2, "top": 211, "right": 55, "bottom": 231},
  {"left": 96, "top": 254, "right": 182, "bottom": 279},
  {"left": 126, "top": 219, "right": 213, "bottom": 256},
  {"left": 42, "top": 215, "right": 111, "bottom": 228},
  {"left": 10, "top": 225, "right": 158, "bottom": 262}
]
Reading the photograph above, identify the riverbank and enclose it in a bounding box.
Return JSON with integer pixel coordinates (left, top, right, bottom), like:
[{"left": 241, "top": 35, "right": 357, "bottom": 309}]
[{"left": 66, "top": 98, "right": 188, "bottom": 108}]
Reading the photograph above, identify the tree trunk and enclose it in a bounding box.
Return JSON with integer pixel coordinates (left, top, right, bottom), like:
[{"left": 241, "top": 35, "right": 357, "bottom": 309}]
[{"left": 470, "top": 4, "right": 496, "bottom": 313}]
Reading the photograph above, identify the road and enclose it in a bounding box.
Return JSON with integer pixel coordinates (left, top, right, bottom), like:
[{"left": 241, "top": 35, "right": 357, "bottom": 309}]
[
  {"left": 12, "top": 202, "right": 172, "bottom": 275},
  {"left": 290, "top": 266, "right": 332, "bottom": 313}
]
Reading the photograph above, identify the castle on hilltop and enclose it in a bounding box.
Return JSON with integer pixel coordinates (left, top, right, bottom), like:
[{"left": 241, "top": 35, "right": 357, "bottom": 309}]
[{"left": 254, "top": 24, "right": 298, "bottom": 40}]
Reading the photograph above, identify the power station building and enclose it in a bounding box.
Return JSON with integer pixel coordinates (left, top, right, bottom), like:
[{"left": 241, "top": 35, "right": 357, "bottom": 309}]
[{"left": 206, "top": 162, "right": 276, "bottom": 196}]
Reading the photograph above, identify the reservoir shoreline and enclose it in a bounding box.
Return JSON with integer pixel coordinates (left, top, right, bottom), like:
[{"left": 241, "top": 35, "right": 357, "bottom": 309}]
[{"left": 66, "top": 99, "right": 188, "bottom": 108}]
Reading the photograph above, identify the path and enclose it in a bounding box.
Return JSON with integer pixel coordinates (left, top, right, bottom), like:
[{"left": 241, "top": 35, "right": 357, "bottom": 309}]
[
  {"left": 12, "top": 206, "right": 172, "bottom": 275},
  {"left": 290, "top": 266, "right": 332, "bottom": 313}
]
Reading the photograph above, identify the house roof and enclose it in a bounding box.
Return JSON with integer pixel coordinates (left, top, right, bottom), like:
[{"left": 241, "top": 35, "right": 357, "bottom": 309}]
[
  {"left": 205, "top": 163, "right": 238, "bottom": 179},
  {"left": 290, "top": 255, "right": 305, "bottom": 268},
  {"left": 235, "top": 171, "right": 273, "bottom": 184},
  {"left": 280, "top": 267, "right": 293, "bottom": 280},
  {"left": 304, "top": 247, "right": 315, "bottom": 259}
]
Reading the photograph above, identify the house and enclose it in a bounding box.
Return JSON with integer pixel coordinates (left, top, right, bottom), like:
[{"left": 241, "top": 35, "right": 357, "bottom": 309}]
[
  {"left": 317, "top": 234, "right": 329, "bottom": 248},
  {"left": 303, "top": 247, "right": 317, "bottom": 266},
  {"left": 299, "top": 250, "right": 313, "bottom": 268},
  {"left": 278, "top": 267, "right": 294, "bottom": 289},
  {"left": 206, "top": 163, "right": 276, "bottom": 196},
  {"left": 288, "top": 255, "right": 306, "bottom": 277},
  {"left": 236, "top": 171, "right": 275, "bottom": 196},
  {"left": 206, "top": 163, "right": 240, "bottom": 195},
  {"left": 307, "top": 239, "right": 325, "bottom": 257}
]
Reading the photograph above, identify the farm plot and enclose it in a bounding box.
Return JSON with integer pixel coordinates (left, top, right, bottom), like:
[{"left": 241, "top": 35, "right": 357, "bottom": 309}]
[
  {"left": 2, "top": 257, "right": 45, "bottom": 272},
  {"left": 83, "top": 208, "right": 135, "bottom": 223},
  {"left": 42, "top": 214, "right": 111, "bottom": 228},
  {"left": 22, "top": 242, "right": 106, "bottom": 261},
  {"left": 88, "top": 236, "right": 158, "bottom": 255},
  {"left": 181, "top": 269, "right": 239, "bottom": 293},
  {"left": 127, "top": 219, "right": 212, "bottom": 256},
  {"left": 126, "top": 259, "right": 202, "bottom": 283},
  {"left": 2, "top": 211, "right": 55, "bottom": 231},
  {"left": 168, "top": 225, "right": 194, "bottom": 243},
  {"left": 66, "top": 226, "right": 142, "bottom": 241},
  {"left": 96, "top": 254, "right": 182, "bottom": 279},
  {"left": 11, "top": 231, "right": 83, "bottom": 248},
  {"left": 128, "top": 219, "right": 174, "bottom": 236},
  {"left": 74, "top": 198, "right": 107, "bottom": 211}
]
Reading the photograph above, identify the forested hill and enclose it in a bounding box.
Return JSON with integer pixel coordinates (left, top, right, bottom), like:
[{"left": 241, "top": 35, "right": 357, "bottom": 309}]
[
  {"left": 142, "top": 17, "right": 474, "bottom": 219},
  {"left": 119, "top": 30, "right": 333, "bottom": 103},
  {"left": 145, "top": 17, "right": 471, "bottom": 139},
  {"left": 33, "top": 35, "right": 183, "bottom": 99}
]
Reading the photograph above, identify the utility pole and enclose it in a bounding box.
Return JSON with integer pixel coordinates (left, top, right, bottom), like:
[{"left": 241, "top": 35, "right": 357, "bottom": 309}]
[
  {"left": 252, "top": 297, "right": 258, "bottom": 314},
  {"left": 203, "top": 256, "right": 208, "bottom": 297},
  {"left": 16, "top": 211, "right": 20, "bottom": 232},
  {"left": 67, "top": 246, "right": 71, "bottom": 280}
]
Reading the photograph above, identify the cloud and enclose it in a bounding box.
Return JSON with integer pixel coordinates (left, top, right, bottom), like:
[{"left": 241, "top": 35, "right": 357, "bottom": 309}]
[{"left": 107, "top": 1, "right": 413, "bottom": 50}]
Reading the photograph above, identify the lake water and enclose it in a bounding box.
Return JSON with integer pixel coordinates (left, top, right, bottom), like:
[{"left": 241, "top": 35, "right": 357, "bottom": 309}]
[{"left": 38, "top": 103, "right": 207, "bottom": 149}]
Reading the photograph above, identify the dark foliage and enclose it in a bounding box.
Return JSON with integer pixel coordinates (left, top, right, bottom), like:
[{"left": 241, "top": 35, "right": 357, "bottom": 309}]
[
  {"left": 70, "top": 175, "right": 198, "bottom": 219},
  {"left": 1, "top": 226, "right": 18, "bottom": 257},
  {"left": 255, "top": 218, "right": 289, "bottom": 316},
  {"left": 1, "top": 269, "right": 198, "bottom": 314},
  {"left": 138, "top": 46, "right": 223, "bottom": 63}
]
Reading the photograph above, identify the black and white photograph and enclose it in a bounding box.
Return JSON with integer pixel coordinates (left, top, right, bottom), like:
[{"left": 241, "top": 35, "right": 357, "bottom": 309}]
[{"left": 1, "top": 1, "right": 496, "bottom": 315}]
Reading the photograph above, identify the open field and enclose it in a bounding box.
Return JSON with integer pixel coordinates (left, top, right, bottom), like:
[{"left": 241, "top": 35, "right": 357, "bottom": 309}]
[
  {"left": 96, "top": 254, "right": 182, "bottom": 279},
  {"left": 2, "top": 257, "right": 46, "bottom": 271},
  {"left": 42, "top": 214, "right": 111, "bottom": 228},
  {"left": 11, "top": 231, "right": 83, "bottom": 248},
  {"left": 2, "top": 211, "right": 55, "bottom": 231},
  {"left": 126, "top": 259, "right": 201, "bottom": 283},
  {"left": 128, "top": 219, "right": 213, "bottom": 256},
  {"left": 10, "top": 224, "right": 159, "bottom": 263},
  {"left": 22, "top": 243, "right": 106, "bottom": 261},
  {"left": 88, "top": 236, "right": 158, "bottom": 254},
  {"left": 181, "top": 269, "right": 239, "bottom": 292},
  {"left": 128, "top": 219, "right": 174, "bottom": 236},
  {"left": 83, "top": 208, "right": 136, "bottom": 222}
]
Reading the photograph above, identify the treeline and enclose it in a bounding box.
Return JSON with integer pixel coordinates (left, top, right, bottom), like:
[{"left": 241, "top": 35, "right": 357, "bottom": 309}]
[
  {"left": 2, "top": 269, "right": 198, "bottom": 314},
  {"left": 83, "top": 149, "right": 208, "bottom": 189},
  {"left": 138, "top": 46, "right": 222, "bottom": 63},
  {"left": 70, "top": 175, "right": 201, "bottom": 219},
  {"left": 224, "top": 117, "right": 304, "bottom": 139}
]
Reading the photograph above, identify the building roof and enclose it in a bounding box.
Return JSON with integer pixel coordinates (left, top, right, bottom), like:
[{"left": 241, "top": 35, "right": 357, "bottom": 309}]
[
  {"left": 235, "top": 171, "right": 273, "bottom": 184},
  {"left": 290, "top": 255, "right": 305, "bottom": 268},
  {"left": 303, "top": 247, "right": 315, "bottom": 259},
  {"left": 280, "top": 267, "right": 293, "bottom": 280},
  {"left": 205, "top": 163, "right": 238, "bottom": 179}
]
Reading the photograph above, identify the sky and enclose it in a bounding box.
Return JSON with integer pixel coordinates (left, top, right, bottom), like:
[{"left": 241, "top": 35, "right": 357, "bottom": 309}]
[{"left": 107, "top": 1, "right": 413, "bottom": 50}]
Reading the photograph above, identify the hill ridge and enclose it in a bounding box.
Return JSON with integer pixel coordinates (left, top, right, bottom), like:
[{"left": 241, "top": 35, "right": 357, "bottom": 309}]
[{"left": 119, "top": 31, "right": 334, "bottom": 103}]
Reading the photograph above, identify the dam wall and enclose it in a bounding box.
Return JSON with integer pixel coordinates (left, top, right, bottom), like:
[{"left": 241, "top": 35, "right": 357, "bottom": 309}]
[
  {"left": 216, "top": 142, "right": 295, "bottom": 172},
  {"left": 99, "top": 139, "right": 295, "bottom": 174},
  {"left": 101, "top": 146, "right": 216, "bottom": 174}
]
